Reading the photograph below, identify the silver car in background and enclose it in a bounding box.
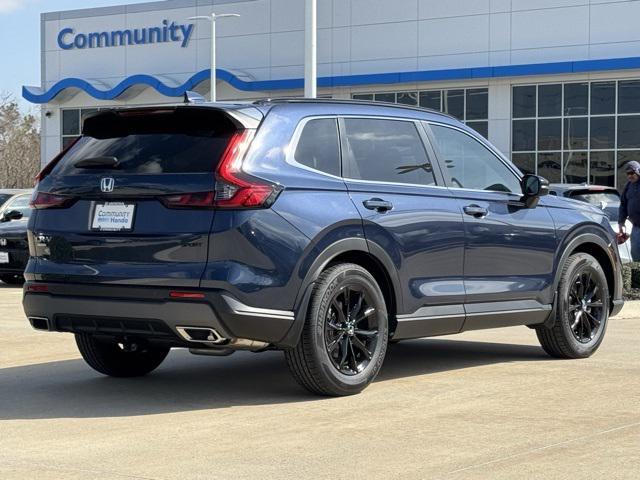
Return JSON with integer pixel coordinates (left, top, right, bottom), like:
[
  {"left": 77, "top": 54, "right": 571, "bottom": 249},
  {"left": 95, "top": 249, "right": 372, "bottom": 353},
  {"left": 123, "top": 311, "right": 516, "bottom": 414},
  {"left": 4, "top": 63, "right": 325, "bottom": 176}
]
[{"left": 548, "top": 184, "right": 632, "bottom": 263}]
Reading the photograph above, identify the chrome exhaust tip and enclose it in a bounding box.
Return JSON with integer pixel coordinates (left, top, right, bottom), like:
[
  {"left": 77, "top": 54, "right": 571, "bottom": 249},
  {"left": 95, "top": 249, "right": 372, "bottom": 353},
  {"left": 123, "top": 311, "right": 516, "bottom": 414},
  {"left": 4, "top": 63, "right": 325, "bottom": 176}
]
[
  {"left": 176, "top": 326, "right": 225, "bottom": 344},
  {"left": 28, "top": 317, "right": 51, "bottom": 331}
]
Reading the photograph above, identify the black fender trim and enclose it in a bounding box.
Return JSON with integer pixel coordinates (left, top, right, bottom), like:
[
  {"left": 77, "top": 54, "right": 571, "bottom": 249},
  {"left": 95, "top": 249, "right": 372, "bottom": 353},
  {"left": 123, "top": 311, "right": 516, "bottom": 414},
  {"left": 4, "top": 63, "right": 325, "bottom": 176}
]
[{"left": 278, "top": 237, "right": 402, "bottom": 349}]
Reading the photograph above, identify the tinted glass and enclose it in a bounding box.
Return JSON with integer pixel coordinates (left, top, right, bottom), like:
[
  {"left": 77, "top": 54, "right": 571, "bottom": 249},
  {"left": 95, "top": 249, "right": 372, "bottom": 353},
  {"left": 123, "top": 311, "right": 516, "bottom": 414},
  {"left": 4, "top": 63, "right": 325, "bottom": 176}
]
[
  {"left": 62, "top": 109, "right": 80, "bottom": 136},
  {"left": 590, "top": 151, "right": 615, "bottom": 186},
  {"left": 53, "top": 109, "right": 236, "bottom": 176},
  {"left": 513, "top": 86, "right": 536, "bottom": 118},
  {"left": 563, "top": 152, "right": 588, "bottom": 184},
  {"left": 512, "top": 120, "right": 535, "bottom": 151},
  {"left": 352, "top": 94, "right": 374, "bottom": 101},
  {"left": 420, "top": 91, "right": 441, "bottom": 110},
  {"left": 342, "top": 118, "right": 436, "bottom": 186},
  {"left": 538, "top": 152, "right": 561, "bottom": 183},
  {"left": 564, "top": 83, "right": 588, "bottom": 116},
  {"left": 564, "top": 117, "right": 588, "bottom": 150},
  {"left": 538, "top": 84, "right": 562, "bottom": 117},
  {"left": 617, "top": 116, "right": 640, "bottom": 148},
  {"left": 618, "top": 80, "right": 640, "bottom": 113},
  {"left": 397, "top": 92, "right": 418, "bottom": 105},
  {"left": 4, "top": 195, "right": 31, "bottom": 218},
  {"left": 444, "top": 90, "right": 464, "bottom": 119},
  {"left": 591, "top": 82, "right": 616, "bottom": 115},
  {"left": 294, "top": 118, "right": 340, "bottom": 176},
  {"left": 466, "top": 121, "right": 488, "bottom": 139},
  {"left": 590, "top": 116, "right": 615, "bottom": 149},
  {"left": 538, "top": 118, "right": 561, "bottom": 150},
  {"left": 374, "top": 93, "right": 396, "bottom": 103},
  {"left": 0, "top": 194, "right": 12, "bottom": 206},
  {"left": 512, "top": 153, "right": 535, "bottom": 175},
  {"left": 466, "top": 88, "right": 488, "bottom": 120},
  {"left": 430, "top": 124, "right": 520, "bottom": 193}
]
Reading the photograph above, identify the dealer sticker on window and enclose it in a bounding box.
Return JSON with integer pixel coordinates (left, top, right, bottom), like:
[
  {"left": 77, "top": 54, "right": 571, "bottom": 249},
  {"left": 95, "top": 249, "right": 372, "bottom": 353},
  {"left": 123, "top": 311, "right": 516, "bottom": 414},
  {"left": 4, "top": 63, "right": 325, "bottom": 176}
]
[
  {"left": 91, "top": 203, "right": 136, "bottom": 231},
  {"left": 0, "top": 252, "right": 9, "bottom": 264}
]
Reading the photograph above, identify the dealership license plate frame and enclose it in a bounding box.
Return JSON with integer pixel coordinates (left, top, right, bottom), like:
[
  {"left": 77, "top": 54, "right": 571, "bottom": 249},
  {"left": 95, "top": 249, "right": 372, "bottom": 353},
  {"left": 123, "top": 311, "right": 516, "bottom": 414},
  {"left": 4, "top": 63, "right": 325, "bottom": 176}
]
[{"left": 91, "top": 202, "right": 136, "bottom": 232}]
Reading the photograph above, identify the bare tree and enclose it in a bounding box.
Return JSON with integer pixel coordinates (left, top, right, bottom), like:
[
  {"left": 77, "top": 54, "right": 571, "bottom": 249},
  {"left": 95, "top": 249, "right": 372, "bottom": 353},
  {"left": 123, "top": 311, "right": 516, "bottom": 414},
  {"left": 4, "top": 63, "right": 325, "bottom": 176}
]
[{"left": 0, "top": 94, "right": 40, "bottom": 188}]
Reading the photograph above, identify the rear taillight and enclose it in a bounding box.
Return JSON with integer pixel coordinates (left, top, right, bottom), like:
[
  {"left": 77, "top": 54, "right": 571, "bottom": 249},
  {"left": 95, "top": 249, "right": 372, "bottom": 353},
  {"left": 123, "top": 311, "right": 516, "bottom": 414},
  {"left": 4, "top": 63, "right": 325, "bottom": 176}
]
[
  {"left": 214, "top": 130, "right": 281, "bottom": 209},
  {"left": 29, "top": 192, "right": 74, "bottom": 210},
  {"left": 161, "top": 130, "right": 281, "bottom": 210}
]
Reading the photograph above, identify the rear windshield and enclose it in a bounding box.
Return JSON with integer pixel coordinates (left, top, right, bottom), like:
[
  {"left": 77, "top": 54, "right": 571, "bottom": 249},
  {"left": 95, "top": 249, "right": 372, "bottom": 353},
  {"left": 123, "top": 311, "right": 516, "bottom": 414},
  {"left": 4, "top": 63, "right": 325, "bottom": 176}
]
[{"left": 51, "top": 108, "right": 237, "bottom": 176}]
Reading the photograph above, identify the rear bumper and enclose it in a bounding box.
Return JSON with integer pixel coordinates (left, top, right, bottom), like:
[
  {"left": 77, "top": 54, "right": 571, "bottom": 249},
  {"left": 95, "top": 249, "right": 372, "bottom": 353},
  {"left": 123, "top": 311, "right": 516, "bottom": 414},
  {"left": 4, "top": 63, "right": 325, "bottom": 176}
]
[{"left": 22, "top": 283, "right": 295, "bottom": 347}]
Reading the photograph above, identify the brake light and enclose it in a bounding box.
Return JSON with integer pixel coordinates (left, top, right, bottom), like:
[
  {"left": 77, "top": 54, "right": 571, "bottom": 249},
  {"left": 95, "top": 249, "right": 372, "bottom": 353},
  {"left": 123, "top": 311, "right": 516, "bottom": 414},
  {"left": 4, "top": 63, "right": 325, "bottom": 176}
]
[
  {"left": 160, "top": 130, "right": 281, "bottom": 210},
  {"left": 213, "top": 130, "right": 281, "bottom": 209},
  {"left": 29, "top": 192, "right": 75, "bottom": 210},
  {"left": 35, "top": 137, "right": 81, "bottom": 185}
]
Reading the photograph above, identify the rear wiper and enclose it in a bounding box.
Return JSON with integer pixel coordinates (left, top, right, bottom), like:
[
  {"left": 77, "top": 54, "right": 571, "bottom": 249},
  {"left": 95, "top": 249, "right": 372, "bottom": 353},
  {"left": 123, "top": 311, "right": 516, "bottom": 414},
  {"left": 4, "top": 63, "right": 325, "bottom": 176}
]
[{"left": 74, "top": 156, "right": 119, "bottom": 169}]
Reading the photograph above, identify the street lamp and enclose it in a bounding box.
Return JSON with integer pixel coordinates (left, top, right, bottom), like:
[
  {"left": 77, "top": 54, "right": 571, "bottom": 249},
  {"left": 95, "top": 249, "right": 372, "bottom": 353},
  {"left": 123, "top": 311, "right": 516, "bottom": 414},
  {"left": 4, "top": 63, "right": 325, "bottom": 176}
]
[{"left": 188, "top": 13, "right": 240, "bottom": 102}]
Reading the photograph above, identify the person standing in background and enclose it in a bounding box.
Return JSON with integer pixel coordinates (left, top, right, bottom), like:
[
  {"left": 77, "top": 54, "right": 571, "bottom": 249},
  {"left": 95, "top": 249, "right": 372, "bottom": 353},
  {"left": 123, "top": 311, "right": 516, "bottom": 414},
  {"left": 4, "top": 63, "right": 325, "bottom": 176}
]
[{"left": 619, "top": 161, "right": 640, "bottom": 261}]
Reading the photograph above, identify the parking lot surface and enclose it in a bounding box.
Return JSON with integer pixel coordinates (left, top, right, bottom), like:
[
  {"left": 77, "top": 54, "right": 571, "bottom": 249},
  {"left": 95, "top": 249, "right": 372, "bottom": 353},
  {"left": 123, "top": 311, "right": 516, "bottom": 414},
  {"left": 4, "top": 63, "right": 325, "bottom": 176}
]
[{"left": 1, "top": 283, "right": 639, "bottom": 479}]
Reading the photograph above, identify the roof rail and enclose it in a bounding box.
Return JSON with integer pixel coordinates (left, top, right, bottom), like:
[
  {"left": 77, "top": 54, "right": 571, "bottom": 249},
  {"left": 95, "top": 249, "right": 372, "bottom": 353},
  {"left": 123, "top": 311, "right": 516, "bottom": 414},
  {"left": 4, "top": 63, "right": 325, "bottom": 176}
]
[{"left": 251, "top": 97, "right": 457, "bottom": 120}]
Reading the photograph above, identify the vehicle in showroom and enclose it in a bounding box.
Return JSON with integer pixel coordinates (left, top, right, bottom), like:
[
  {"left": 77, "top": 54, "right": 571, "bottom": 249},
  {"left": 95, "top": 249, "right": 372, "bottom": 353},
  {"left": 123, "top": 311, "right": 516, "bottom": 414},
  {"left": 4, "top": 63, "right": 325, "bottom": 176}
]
[
  {"left": 0, "top": 190, "right": 32, "bottom": 284},
  {"left": 22, "top": 99, "right": 623, "bottom": 396},
  {"left": 548, "top": 184, "right": 631, "bottom": 263}
]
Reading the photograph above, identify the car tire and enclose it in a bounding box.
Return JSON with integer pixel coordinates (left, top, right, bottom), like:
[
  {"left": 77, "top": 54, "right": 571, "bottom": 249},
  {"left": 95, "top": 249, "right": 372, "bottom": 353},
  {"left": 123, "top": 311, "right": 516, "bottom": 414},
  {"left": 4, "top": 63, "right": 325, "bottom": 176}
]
[
  {"left": 75, "top": 333, "right": 170, "bottom": 377},
  {"left": 536, "top": 253, "right": 609, "bottom": 359},
  {"left": 285, "top": 263, "right": 389, "bottom": 396},
  {"left": 0, "top": 274, "right": 24, "bottom": 285}
]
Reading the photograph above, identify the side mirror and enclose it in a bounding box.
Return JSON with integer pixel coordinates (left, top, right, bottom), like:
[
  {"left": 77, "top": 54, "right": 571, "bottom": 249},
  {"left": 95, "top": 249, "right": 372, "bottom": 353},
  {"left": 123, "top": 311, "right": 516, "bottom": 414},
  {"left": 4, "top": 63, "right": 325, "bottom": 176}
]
[
  {"left": 1, "top": 210, "right": 24, "bottom": 222},
  {"left": 521, "top": 174, "right": 549, "bottom": 208}
]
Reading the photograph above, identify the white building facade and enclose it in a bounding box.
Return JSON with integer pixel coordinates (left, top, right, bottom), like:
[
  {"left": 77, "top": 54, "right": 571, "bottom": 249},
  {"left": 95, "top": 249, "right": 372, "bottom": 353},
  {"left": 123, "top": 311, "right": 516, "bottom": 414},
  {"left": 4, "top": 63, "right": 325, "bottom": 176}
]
[{"left": 25, "top": 0, "right": 640, "bottom": 191}]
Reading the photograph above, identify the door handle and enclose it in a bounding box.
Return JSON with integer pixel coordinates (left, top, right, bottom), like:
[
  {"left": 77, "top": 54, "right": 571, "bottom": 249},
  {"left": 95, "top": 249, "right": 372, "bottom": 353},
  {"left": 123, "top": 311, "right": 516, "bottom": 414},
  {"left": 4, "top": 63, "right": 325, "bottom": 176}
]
[
  {"left": 363, "top": 198, "right": 393, "bottom": 212},
  {"left": 463, "top": 204, "right": 488, "bottom": 218}
]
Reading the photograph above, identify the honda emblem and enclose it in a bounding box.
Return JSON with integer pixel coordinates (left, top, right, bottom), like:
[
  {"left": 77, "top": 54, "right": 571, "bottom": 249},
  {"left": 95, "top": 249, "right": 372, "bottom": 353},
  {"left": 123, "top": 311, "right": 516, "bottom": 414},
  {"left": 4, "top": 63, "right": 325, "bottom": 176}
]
[{"left": 100, "top": 178, "right": 115, "bottom": 193}]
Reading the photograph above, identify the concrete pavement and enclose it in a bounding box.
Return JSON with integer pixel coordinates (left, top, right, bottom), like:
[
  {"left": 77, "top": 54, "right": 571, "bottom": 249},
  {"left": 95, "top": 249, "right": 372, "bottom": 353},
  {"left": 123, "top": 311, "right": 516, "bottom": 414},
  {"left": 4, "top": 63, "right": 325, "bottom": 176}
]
[{"left": 1, "top": 282, "right": 638, "bottom": 479}]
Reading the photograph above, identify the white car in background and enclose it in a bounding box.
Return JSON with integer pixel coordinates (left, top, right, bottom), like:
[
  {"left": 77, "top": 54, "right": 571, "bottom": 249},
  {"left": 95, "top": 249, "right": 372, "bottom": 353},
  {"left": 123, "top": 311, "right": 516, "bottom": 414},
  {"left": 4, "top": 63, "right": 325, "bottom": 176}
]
[{"left": 548, "top": 184, "right": 632, "bottom": 264}]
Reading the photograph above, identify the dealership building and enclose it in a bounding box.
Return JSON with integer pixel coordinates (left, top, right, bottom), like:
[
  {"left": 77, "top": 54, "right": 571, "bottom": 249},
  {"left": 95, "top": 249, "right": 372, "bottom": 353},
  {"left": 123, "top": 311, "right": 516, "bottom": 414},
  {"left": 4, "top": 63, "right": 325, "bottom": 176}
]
[{"left": 24, "top": 0, "right": 640, "bottom": 191}]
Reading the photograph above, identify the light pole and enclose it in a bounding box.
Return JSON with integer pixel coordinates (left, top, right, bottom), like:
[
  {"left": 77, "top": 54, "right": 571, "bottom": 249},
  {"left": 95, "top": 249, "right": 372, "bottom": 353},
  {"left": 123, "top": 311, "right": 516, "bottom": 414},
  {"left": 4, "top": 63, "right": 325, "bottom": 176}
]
[
  {"left": 304, "top": 0, "right": 317, "bottom": 98},
  {"left": 189, "top": 13, "right": 240, "bottom": 102}
]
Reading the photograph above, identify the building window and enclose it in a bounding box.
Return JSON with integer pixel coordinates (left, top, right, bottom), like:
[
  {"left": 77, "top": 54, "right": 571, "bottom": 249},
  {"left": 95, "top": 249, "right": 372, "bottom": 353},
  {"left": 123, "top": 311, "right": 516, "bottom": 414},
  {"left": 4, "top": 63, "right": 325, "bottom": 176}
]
[
  {"left": 511, "top": 80, "right": 640, "bottom": 190},
  {"left": 352, "top": 87, "right": 489, "bottom": 138},
  {"left": 61, "top": 108, "right": 100, "bottom": 149}
]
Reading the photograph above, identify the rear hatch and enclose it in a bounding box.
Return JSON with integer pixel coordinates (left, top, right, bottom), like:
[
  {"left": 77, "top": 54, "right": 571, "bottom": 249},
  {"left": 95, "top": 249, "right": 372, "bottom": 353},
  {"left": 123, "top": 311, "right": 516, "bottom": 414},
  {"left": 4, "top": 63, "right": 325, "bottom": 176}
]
[{"left": 29, "top": 106, "right": 262, "bottom": 286}]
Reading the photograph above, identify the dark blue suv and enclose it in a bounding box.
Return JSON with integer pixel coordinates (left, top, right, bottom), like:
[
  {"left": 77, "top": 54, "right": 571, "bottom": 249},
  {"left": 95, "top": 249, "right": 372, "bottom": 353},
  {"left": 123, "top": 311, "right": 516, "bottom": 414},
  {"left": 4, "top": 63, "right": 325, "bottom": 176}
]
[{"left": 23, "top": 100, "right": 624, "bottom": 396}]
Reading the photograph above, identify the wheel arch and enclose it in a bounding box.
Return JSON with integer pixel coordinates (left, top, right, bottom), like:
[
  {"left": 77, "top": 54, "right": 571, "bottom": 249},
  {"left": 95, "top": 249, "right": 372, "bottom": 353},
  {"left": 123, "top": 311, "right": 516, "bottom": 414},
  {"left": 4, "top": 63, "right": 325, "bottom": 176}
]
[
  {"left": 551, "top": 229, "right": 620, "bottom": 321},
  {"left": 279, "top": 238, "right": 401, "bottom": 348}
]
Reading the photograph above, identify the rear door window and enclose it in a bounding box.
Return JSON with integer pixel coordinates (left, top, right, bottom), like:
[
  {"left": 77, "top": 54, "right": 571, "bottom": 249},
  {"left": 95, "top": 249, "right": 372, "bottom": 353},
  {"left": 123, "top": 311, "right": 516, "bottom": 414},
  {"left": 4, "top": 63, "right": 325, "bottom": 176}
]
[
  {"left": 294, "top": 118, "right": 340, "bottom": 176},
  {"left": 429, "top": 124, "right": 521, "bottom": 193},
  {"left": 342, "top": 118, "right": 436, "bottom": 186},
  {"left": 51, "top": 108, "right": 237, "bottom": 176}
]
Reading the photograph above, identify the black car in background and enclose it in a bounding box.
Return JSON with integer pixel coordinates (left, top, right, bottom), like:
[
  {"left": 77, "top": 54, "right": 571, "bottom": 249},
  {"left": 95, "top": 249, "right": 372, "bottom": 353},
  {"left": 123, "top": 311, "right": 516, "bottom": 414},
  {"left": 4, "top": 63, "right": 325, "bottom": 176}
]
[{"left": 0, "top": 191, "right": 32, "bottom": 284}]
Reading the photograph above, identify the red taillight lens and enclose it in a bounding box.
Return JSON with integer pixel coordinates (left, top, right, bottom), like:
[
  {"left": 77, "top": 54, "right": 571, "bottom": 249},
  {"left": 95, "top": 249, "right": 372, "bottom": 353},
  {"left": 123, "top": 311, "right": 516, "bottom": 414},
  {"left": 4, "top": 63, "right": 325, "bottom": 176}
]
[
  {"left": 26, "top": 284, "right": 49, "bottom": 293},
  {"left": 213, "top": 130, "right": 281, "bottom": 209},
  {"left": 160, "top": 130, "right": 281, "bottom": 210},
  {"left": 160, "top": 192, "right": 216, "bottom": 209},
  {"left": 29, "top": 192, "right": 74, "bottom": 210},
  {"left": 169, "top": 291, "right": 205, "bottom": 299}
]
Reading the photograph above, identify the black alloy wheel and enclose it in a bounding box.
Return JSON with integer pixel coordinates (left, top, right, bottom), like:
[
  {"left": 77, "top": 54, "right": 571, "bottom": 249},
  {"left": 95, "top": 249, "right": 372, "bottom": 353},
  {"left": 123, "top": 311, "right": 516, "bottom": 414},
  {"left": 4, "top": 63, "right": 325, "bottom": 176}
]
[
  {"left": 567, "top": 268, "right": 606, "bottom": 344},
  {"left": 324, "top": 284, "right": 380, "bottom": 375}
]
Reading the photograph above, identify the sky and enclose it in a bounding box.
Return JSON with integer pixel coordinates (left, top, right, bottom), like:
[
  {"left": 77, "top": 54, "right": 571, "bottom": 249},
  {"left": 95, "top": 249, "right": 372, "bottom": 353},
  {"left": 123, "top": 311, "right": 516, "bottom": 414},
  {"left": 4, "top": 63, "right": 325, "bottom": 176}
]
[{"left": 0, "top": 0, "right": 152, "bottom": 112}]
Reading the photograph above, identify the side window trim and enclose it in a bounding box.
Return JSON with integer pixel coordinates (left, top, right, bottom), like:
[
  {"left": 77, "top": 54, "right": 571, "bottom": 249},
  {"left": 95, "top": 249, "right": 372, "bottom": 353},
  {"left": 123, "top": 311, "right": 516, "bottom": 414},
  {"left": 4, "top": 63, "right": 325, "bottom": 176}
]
[
  {"left": 423, "top": 121, "right": 522, "bottom": 195},
  {"left": 338, "top": 115, "right": 444, "bottom": 189}
]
